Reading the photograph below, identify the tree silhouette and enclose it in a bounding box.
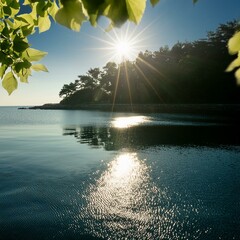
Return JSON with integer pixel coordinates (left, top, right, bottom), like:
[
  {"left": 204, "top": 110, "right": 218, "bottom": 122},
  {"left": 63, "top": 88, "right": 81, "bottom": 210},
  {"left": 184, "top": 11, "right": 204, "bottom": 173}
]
[{"left": 59, "top": 21, "right": 240, "bottom": 105}]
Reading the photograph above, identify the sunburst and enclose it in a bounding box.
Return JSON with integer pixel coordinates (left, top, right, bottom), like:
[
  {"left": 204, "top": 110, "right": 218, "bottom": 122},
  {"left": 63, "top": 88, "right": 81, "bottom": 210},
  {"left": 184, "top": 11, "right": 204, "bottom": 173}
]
[
  {"left": 88, "top": 22, "right": 151, "bottom": 63},
  {"left": 108, "top": 31, "right": 140, "bottom": 62},
  {"left": 82, "top": 21, "right": 166, "bottom": 110}
]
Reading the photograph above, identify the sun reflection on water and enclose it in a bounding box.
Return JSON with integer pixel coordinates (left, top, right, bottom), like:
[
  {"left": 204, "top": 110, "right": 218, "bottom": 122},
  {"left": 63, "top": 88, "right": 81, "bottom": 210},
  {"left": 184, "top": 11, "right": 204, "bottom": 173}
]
[
  {"left": 76, "top": 153, "right": 204, "bottom": 239},
  {"left": 112, "top": 116, "right": 150, "bottom": 128},
  {"left": 109, "top": 153, "right": 139, "bottom": 180},
  {"left": 86, "top": 153, "right": 151, "bottom": 222}
]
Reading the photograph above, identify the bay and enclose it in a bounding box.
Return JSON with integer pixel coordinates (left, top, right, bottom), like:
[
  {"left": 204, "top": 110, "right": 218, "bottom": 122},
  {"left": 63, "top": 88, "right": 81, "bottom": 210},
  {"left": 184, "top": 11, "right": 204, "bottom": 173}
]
[{"left": 0, "top": 106, "right": 239, "bottom": 239}]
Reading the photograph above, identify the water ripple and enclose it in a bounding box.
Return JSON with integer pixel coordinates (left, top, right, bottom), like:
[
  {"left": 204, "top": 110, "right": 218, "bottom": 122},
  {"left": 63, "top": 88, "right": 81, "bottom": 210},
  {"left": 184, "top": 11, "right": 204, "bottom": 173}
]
[{"left": 68, "top": 152, "right": 206, "bottom": 239}]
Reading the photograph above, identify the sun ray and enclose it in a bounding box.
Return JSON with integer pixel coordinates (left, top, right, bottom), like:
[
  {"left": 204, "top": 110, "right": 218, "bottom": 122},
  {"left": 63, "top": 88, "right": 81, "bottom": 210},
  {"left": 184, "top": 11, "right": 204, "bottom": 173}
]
[
  {"left": 127, "top": 21, "right": 155, "bottom": 44},
  {"left": 124, "top": 61, "right": 133, "bottom": 110},
  {"left": 136, "top": 56, "right": 178, "bottom": 102},
  {"left": 137, "top": 56, "right": 166, "bottom": 78},
  {"left": 134, "top": 64, "right": 164, "bottom": 102},
  {"left": 112, "top": 66, "right": 121, "bottom": 112}
]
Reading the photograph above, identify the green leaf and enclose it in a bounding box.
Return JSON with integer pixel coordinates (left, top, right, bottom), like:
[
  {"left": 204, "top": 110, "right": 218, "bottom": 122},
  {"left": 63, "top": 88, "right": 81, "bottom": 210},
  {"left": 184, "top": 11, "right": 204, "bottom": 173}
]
[
  {"left": 55, "top": 0, "right": 87, "bottom": 31},
  {"left": 30, "top": 2, "right": 38, "bottom": 20},
  {"left": 15, "top": 69, "right": 31, "bottom": 83},
  {"left": 102, "top": 0, "right": 128, "bottom": 27},
  {"left": 14, "top": 60, "right": 32, "bottom": 73},
  {"left": 14, "top": 60, "right": 32, "bottom": 83},
  {"left": 1, "top": 56, "right": 13, "bottom": 66},
  {"left": 0, "top": 52, "right": 5, "bottom": 63},
  {"left": 31, "top": 64, "right": 48, "bottom": 72},
  {"left": 235, "top": 68, "right": 240, "bottom": 85},
  {"left": 5, "top": 19, "right": 14, "bottom": 28},
  {"left": 228, "top": 31, "right": 240, "bottom": 55},
  {"left": 14, "top": 14, "right": 35, "bottom": 28},
  {"left": 38, "top": 15, "right": 51, "bottom": 33},
  {"left": 2, "top": 71, "right": 18, "bottom": 95},
  {"left": 1, "top": 24, "right": 11, "bottom": 38},
  {"left": 0, "top": 6, "right": 4, "bottom": 19},
  {"left": 3, "top": 0, "right": 20, "bottom": 17},
  {"left": 36, "top": 1, "right": 49, "bottom": 17},
  {"left": 29, "top": 0, "right": 43, "bottom": 2},
  {"left": 0, "top": 65, "right": 8, "bottom": 79},
  {"left": 2, "top": 6, "right": 11, "bottom": 16},
  {"left": 13, "top": 36, "right": 29, "bottom": 52},
  {"left": 23, "top": 48, "right": 48, "bottom": 62},
  {"left": 19, "top": 68, "right": 31, "bottom": 83},
  {"left": 226, "top": 54, "right": 240, "bottom": 72},
  {"left": 1, "top": 40, "right": 11, "bottom": 51},
  {"left": 81, "top": 0, "right": 105, "bottom": 26},
  {"left": 48, "top": 1, "right": 59, "bottom": 21},
  {"left": 0, "top": 22, "right": 4, "bottom": 32},
  {"left": 23, "top": 0, "right": 31, "bottom": 5},
  {"left": 126, "top": 0, "right": 146, "bottom": 24},
  {"left": 21, "top": 25, "right": 35, "bottom": 37},
  {"left": 150, "top": 0, "right": 160, "bottom": 6},
  {"left": 10, "top": 0, "right": 20, "bottom": 16}
]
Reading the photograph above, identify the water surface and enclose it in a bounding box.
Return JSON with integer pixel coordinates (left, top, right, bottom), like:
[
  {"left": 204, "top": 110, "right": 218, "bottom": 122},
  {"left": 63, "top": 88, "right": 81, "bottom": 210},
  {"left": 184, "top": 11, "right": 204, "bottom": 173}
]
[{"left": 0, "top": 107, "right": 239, "bottom": 239}]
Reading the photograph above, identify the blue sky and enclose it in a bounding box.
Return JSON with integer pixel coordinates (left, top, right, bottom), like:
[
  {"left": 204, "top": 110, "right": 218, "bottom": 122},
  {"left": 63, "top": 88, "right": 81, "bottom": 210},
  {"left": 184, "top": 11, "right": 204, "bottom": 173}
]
[{"left": 1, "top": 0, "right": 240, "bottom": 106}]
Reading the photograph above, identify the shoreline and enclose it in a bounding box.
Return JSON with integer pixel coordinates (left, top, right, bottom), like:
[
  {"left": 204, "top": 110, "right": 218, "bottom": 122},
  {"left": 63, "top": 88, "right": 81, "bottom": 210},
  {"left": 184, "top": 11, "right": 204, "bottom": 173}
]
[{"left": 21, "top": 103, "right": 240, "bottom": 116}]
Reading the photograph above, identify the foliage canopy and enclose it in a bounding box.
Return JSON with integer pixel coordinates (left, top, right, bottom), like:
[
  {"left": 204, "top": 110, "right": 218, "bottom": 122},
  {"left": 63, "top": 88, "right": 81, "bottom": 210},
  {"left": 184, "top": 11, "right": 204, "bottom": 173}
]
[
  {"left": 59, "top": 21, "right": 240, "bottom": 105},
  {"left": 0, "top": 0, "right": 239, "bottom": 95}
]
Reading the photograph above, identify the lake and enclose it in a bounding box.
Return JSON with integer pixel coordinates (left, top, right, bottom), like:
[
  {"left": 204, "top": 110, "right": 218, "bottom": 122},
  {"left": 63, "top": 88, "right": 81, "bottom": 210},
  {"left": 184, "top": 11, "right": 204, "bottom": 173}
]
[{"left": 0, "top": 106, "right": 239, "bottom": 239}]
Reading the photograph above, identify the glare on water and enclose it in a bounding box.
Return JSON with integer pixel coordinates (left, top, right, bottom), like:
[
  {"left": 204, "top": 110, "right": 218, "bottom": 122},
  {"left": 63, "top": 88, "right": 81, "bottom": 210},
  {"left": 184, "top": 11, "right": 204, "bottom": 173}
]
[
  {"left": 76, "top": 152, "right": 204, "bottom": 239},
  {"left": 86, "top": 153, "right": 150, "bottom": 221},
  {"left": 112, "top": 116, "right": 150, "bottom": 128}
]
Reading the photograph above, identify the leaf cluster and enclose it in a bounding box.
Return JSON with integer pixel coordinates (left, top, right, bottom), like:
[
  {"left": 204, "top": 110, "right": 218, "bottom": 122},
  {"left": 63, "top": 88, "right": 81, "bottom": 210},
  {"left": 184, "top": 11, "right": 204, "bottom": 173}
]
[
  {"left": 0, "top": 0, "right": 157, "bottom": 95},
  {"left": 0, "top": 0, "right": 53, "bottom": 94},
  {"left": 226, "top": 31, "right": 240, "bottom": 84}
]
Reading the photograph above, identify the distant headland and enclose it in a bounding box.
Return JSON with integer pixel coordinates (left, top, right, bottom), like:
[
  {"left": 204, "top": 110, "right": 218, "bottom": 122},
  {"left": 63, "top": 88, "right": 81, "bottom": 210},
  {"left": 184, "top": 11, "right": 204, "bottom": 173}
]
[{"left": 20, "top": 103, "right": 239, "bottom": 117}]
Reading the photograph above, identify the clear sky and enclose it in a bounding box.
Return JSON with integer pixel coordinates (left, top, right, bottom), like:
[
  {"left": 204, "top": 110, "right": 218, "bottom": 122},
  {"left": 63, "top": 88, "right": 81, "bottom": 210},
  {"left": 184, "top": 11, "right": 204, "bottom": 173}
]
[{"left": 1, "top": 0, "right": 240, "bottom": 106}]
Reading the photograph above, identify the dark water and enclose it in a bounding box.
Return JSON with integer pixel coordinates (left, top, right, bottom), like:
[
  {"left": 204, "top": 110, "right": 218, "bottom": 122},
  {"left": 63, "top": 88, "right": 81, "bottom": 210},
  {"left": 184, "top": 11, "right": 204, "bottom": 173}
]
[{"left": 0, "top": 107, "right": 239, "bottom": 239}]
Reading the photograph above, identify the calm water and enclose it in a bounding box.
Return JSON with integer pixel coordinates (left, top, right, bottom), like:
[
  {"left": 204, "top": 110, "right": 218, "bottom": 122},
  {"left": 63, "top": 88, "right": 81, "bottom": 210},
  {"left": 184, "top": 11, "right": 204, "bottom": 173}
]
[{"left": 0, "top": 107, "right": 239, "bottom": 239}]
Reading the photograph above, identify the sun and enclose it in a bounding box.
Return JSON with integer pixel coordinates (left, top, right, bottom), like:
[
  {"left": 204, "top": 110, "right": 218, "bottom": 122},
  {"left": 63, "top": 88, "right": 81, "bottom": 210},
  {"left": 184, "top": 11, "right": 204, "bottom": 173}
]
[
  {"left": 113, "top": 38, "right": 132, "bottom": 60},
  {"left": 91, "top": 23, "right": 148, "bottom": 63},
  {"left": 85, "top": 21, "right": 154, "bottom": 64},
  {"left": 109, "top": 31, "right": 140, "bottom": 63}
]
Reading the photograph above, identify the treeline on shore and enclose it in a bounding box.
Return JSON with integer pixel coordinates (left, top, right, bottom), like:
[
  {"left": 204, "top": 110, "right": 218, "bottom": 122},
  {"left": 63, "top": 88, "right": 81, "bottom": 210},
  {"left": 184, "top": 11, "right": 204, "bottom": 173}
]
[{"left": 59, "top": 21, "right": 240, "bottom": 105}]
